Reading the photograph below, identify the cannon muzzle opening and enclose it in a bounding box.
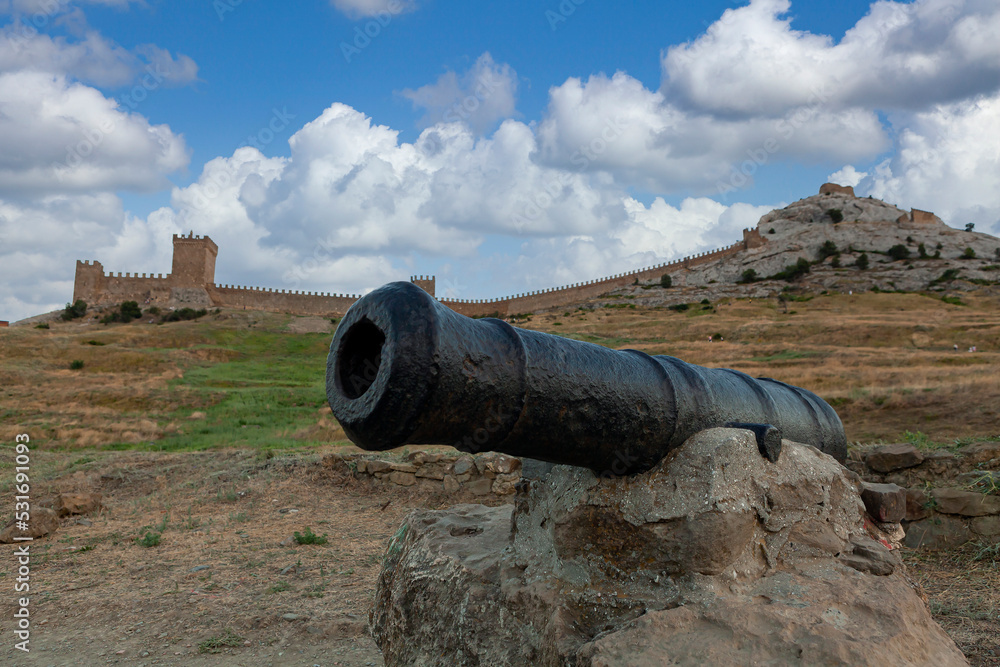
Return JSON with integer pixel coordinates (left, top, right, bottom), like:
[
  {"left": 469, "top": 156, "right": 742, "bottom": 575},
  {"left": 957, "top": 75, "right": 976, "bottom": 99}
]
[{"left": 327, "top": 281, "right": 847, "bottom": 474}]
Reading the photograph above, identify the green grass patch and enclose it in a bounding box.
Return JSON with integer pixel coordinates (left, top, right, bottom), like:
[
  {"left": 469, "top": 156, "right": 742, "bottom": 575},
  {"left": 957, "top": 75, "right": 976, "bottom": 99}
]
[
  {"left": 198, "top": 628, "right": 244, "bottom": 653},
  {"left": 148, "top": 329, "right": 338, "bottom": 452}
]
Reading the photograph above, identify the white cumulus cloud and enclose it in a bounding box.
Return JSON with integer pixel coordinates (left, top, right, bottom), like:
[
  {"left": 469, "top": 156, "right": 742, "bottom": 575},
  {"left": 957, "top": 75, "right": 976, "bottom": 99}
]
[{"left": 400, "top": 52, "right": 519, "bottom": 135}]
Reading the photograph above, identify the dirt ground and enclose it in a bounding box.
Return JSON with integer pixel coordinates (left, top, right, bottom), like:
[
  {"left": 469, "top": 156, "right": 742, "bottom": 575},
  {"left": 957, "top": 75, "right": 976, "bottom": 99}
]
[{"left": 2, "top": 448, "right": 998, "bottom": 666}]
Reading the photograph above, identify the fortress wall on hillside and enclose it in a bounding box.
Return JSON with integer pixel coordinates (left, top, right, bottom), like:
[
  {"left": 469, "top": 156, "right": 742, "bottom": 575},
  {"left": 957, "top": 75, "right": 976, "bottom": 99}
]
[
  {"left": 74, "top": 225, "right": 765, "bottom": 319},
  {"left": 439, "top": 231, "right": 756, "bottom": 317},
  {"left": 209, "top": 285, "right": 358, "bottom": 316}
]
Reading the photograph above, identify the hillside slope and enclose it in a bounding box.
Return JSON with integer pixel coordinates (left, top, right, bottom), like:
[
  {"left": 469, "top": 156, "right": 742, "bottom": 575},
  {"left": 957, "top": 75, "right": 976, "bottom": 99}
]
[{"left": 600, "top": 187, "right": 1000, "bottom": 309}]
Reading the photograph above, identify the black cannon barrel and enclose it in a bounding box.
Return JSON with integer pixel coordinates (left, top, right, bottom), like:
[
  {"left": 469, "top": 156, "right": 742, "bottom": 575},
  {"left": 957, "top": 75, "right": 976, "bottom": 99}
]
[{"left": 326, "top": 282, "right": 846, "bottom": 474}]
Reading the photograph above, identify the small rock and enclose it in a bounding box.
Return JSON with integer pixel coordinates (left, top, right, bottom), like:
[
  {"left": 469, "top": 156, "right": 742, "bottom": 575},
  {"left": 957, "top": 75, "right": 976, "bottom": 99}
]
[
  {"left": 279, "top": 537, "right": 295, "bottom": 546},
  {"left": 451, "top": 457, "right": 474, "bottom": 476},
  {"left": 0, "top": 506, "right": 60, "bottom": 542},
  {"left": 442, "top": 475, "right": 460, "bottom": 494},
  {"left": 282, "top": 613, "right": 306, "bottom": 622},
  {"left": 466, "top": 478, "right": 493, "bottom": 496},
  {"left": 39, "top": 492, "right": 102, "bottom": 517},
  {"left": 389, "top": 463, "right": 418, "bottom": 473},
  {"left": 389, "top": 472, "right": 417, "bottom": 486},
  {"left": 366, "top": 460, "right": 392, "bottom": 474},
  {"left": 189, "top": 565, "right": 211, "bottom": 573},
  {"left": 955, "top": 470, "right": 1000, "bottom": 492},
  {"left": 958, "top": 442, "right": 1000, "bottom": 465},
  {"left": 904, "top": 488, "right": 930, "bottom": 521},
  {"left": 920, "top": 450, "right": 956, "bottom": 475},
  {"left": 860, "top": 482, "right": 906, "bottom": 522},
  {"left": 932, "top": 488, "right": 1000, "bottom": 517},
  {"left": 189, "top": 411, "right": 207, "bottom": 420},
  {"left": 904, "top": 515, "right": 972, "bottom": 550},
  {"left": 865, "top": 443, "right": 924, "bottom": 473},
  {"left": 970, "top": 515, "right": 1000, "bottom": 537},
  {"left": 75, "top": 517, "right": 92, "bottom": 527},
  {"left": 415, "top": 465, "right": 446, "bottom": 480}
]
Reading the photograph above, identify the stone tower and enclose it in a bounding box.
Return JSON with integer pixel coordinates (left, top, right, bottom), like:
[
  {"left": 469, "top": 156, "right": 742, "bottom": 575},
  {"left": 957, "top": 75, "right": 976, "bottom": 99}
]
[
  {"left": 73, "top": 260, "right": 106, "bottom": 304},
  {"left": 171, "top": 232, "right": 218, "bottom": 287},
  {"left": 411, "top": 275, "right": 436, "bottom": 297}
]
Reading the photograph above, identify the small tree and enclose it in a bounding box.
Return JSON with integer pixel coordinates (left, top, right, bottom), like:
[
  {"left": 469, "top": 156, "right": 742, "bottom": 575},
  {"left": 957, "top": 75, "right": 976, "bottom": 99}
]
[
  {"left": 817, "top": 240, "right": 838, "bottom": 261},
  {"left": 120, "top": 301, "right": 142, "bottom": 320},
  {"left": 831, "top": 255, "right": 841, "bottom": 268},
  {"left": 887, "top": 244, "right": 910, "bottom": 261},
  {"left": 965, "top": 223, "right": 975, "bottom": 232},
  {"left": 856, "top": 253, "right": 869, "bottom": 270},
  {"left": 827, "top": 208, "right": 844, "bottom": 223},
  {"left": 739, "top": 268, "right": 758, "bottom": 284},
  {"left": 962, "top": 247, "right": 976, "bottom": 260},
  {"left": 659, "top": 274, "right": 672, "bottom": 288},
  {"left": 918, "top": 243, "right": 928, "bottom": 259},
  {"left": 61, "top": 299, "right": 88, "bottom": 321}
]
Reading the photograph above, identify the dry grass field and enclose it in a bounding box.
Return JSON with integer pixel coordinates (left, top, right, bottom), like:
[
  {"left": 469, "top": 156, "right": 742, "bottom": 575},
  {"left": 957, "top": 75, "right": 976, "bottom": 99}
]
[{"left": 1, "top": 290, "right": 999, "bottom": 664}]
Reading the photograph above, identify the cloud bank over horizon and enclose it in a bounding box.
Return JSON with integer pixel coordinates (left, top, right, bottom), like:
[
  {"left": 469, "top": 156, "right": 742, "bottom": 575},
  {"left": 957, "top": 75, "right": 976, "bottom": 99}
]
[{"left": 2, "top": 0, "right": 1000, "bottom": 321}]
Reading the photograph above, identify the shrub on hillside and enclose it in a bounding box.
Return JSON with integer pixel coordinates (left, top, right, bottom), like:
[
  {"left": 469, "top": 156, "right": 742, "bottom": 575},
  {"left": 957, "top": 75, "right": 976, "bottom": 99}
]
[
  {"left": 771, "top": 257, "right": 812, "bottom": 282},
  {"left": 827, "top": 208, "right": 844, "bottom": 223},
  {"left": 887, "top": 244, "right": 910, "bottom": 261},
  {"left": 61, "top": 299, "right": 88, "bottom": 321},
  {"left": 100, "top": 300, "right": 143, "bottom": 324},
  {"left": 160, "top": 307, "right": 208, "bottom": 323},
  {"left": 962, "top": 247, "right": 976, "bottom": 259},
  {"left": 855, "top": 253, "right": 869, "bottom": 270},
  {"left": 816, "top": 240, "right": 838, "bottom": 261},
  {"left": 659, "top": 274, "right": 672, "bottom": 288},
  {"left": 738, "top": 268, "right": 758, "bottom": 284}
]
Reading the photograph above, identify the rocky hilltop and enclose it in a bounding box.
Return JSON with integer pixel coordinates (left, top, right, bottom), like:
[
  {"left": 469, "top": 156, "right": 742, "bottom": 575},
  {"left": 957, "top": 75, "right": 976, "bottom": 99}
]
[{"left": 602, "top": 184, "right": 1000, "bottom": 307}]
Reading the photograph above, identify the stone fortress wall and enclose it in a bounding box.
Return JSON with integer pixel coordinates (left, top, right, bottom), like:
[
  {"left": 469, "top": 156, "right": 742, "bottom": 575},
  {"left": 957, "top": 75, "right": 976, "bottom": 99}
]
[
  {"left": 73, "top": 229, "right": 765, "bottom": 318},
  {"left": 72, "top": 185, "right": 944, "bottom": 319},
  {"left": 74, "top": 233, "right": 361, "bottom": 317}
]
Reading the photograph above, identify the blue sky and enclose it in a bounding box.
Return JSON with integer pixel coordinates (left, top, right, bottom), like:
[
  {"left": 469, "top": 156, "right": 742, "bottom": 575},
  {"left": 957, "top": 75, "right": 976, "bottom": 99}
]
[{"left": 2, "top": 0, "right": 999, "bottom": 320}]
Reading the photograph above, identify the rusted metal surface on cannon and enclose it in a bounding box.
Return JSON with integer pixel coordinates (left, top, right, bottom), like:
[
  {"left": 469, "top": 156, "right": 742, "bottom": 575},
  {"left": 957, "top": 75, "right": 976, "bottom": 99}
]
[{"left": 326, "top": 281, "right": 846, "bottom": 475}]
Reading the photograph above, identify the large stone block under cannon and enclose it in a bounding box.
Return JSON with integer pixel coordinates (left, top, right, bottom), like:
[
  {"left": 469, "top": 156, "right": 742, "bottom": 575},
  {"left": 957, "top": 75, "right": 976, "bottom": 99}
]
[{"left": 370, "top": 429, "right": 967, "bottom": 666}]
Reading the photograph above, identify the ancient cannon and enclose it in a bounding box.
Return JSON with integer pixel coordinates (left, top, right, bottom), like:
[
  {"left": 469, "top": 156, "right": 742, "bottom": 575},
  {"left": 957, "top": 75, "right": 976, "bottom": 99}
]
[{"left": 326, "top": 282, "right": 846, "bottom": 475}]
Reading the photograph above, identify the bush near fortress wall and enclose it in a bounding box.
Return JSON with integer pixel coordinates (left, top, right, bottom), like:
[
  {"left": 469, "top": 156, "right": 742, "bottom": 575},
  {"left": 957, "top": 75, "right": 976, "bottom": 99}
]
[
  {"left": 160, "top": 307, "right": 208, "bottom": 323},
  {"left": 101, "top": 301, "right": 142, "bottom": 324},
  {"left": 61, "top": 299, "right": 88, "bottom": 321}
]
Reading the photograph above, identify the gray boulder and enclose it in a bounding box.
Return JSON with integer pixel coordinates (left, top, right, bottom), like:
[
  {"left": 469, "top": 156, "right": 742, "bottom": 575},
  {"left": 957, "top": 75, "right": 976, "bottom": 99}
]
[{"left": 371, "top": 428, "right": 967, "bottom": 666}]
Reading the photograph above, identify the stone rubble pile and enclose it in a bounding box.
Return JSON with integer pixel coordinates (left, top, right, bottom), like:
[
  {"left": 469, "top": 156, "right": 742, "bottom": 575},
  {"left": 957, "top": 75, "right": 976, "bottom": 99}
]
[
  {"left": 847, "top": 441, "right": 1000, "bottom": 549},
  {"left": 321, "top": 451, "right": 522, "bottom": 497}
]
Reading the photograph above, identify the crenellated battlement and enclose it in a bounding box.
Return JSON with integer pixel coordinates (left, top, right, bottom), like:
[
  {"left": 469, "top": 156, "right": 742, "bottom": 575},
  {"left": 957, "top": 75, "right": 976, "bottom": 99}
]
[{"left": 73, "top": 216, "right": 768, "bottom": 319}]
